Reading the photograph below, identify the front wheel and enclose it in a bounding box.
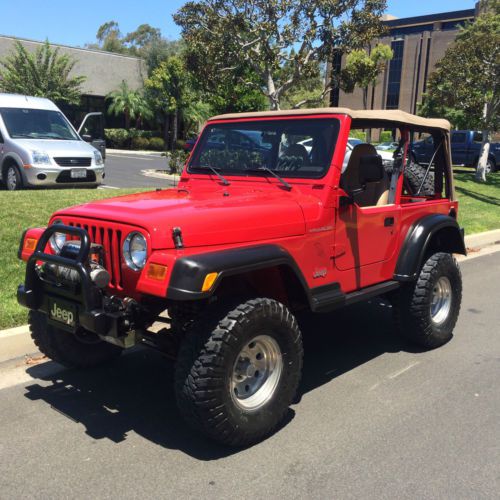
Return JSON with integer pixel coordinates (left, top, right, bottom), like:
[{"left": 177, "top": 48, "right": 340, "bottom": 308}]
[
  {"left": 393, "top": 252, "right": 462, "bottom": 349},
  {"left": 29, "top": 310, "right": 122, "bottom": 368},
  {"left": 174, "top": 298, "right": 303, "bottom": 446},
  {"left": 6, "top": 165, "right": 23, "bottom": 191}
]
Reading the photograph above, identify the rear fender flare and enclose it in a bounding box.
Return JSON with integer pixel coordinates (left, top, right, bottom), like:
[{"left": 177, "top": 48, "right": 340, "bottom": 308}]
[{"left": 394, "top": 214, "right": 466, "bottom": 281}]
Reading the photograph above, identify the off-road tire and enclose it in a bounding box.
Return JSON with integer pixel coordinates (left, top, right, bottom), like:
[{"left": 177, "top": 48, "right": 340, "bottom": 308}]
[
  {"left": 393, "top": 252, "right": 462, "bottom": 349},
  {"left": 174, "top": 298, "right": 303, "bottom": 447},
  {"left": 405, "top": 162, "right": 434, "bottom": 196},
  {"left": 29, "top": 310, "right": 122, "bottom": 368}
]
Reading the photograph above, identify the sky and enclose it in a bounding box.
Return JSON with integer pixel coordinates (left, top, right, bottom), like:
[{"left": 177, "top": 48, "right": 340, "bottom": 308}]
[{"left": 0, "top": 0, "right": 476, "bottom": 48}]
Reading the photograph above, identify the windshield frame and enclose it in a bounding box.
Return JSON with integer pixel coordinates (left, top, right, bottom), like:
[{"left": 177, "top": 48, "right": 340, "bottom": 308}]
[
  {"left": 188, "top": 116, "right": 341, "bottom": 180},
  {"left": 0, "top": 107, "right": 81, "bottom": 141}
]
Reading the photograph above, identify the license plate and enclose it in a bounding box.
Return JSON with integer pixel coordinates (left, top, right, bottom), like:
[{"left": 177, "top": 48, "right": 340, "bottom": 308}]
[
  {"left": 71, "top": 168, "right": 87, "bottom": 179},
  {"left": 48, "top": 298, "right": 77, "bottom": 328}
]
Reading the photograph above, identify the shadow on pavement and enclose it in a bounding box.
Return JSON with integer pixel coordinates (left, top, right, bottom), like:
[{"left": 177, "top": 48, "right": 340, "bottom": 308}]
[{"left": 24, "top": 299, "right": 418, "bottom": 459}]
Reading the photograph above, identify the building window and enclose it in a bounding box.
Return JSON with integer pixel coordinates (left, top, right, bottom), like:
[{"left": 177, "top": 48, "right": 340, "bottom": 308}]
[
  {"left": 389, "top": 24, "right": 434, "bottom": 36},
  {"left": 385, "top": 40, "right": 404, "bottom": 109},
  {"left": 442, "top": 19, "right": 469, "bottom": 30}
]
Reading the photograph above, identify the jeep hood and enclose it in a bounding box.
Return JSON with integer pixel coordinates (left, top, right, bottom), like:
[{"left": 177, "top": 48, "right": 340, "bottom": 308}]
[{"left": 55, "top": 187, "right": 306, "bottom": 249}]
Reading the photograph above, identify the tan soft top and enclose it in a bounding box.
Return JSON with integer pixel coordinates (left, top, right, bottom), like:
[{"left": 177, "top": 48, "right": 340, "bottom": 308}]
[{"left": 209, "top": 107, "right": 450, "bottom": 132}]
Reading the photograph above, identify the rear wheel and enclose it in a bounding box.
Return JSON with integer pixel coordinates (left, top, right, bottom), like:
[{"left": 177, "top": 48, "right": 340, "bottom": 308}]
[
  {"left": 393, "top": 253, "right": 462, "bottom": 349},
  {"left": 29, "top": 310, "right": 122, "bottom": 368},
  {"left": 175, "top": 298, "right": 303, "bottom": 446}
]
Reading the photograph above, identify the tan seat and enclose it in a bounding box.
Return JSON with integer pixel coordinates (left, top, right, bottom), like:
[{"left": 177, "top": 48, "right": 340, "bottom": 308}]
[{"left": 341, "top": 144, "right": 390, "bottom": 207}]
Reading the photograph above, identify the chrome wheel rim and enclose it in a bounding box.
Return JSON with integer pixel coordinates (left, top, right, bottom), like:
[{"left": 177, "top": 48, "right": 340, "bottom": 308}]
[
  {"left": 7, "top": 167, "right": 17, "bottom": 190},
  {"left": 485, "top": 161, "right": 492, "bottom": 174},
  {"left": 230, "top": 334, "right": 283, "bottom": 411},
  {"left": 430, "top": 276, "right": 452, "bottom": 325}
]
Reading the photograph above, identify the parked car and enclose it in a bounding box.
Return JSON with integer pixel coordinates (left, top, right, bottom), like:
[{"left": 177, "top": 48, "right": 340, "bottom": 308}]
[
  {"left": 342, "top": 138, "right": 393, "bottom": 172},
  {"left": 184, "top": 136, "right": 197, "bottom": 152},
  {"left": 18, "top": 108, "right": 465, "bottom": 446},
  {"left": 412, "top": 130, "right": 500, "bottom": 172},
  {"left": 0, "top": 93, "right": 105, "bottom": 190},
  {"left": 376, "top": 141, "right": 399, "bottom": 151}
]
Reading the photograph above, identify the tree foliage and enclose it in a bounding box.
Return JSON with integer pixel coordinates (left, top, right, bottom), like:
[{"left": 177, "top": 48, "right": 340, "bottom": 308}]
[
  {"left": 88, "top": 21, "right": 182, "bottom": 74},
  {"left": 106, "top": 80, "right": 152, "bottom": 129},
  {"left": 0, "top": 40, "right": 86, "bottom": 105},
  {"left": 174, "top": 0, "right": 387, "bottom": 110},
  {"left": 341, "top": 43, "right": 393, "bottom": 109},
  {"left": 420, "top": 3, "right": 499, "bottom": 180}
]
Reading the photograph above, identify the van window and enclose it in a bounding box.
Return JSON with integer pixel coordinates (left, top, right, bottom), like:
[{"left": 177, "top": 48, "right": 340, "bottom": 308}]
[{"left": 0, "top": 108, "right": 79, "bottom": 141}]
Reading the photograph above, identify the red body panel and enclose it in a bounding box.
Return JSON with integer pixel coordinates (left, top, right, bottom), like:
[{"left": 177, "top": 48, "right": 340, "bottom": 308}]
[{"left": 21, "top": 113, "right": 456, "bottom": 301}]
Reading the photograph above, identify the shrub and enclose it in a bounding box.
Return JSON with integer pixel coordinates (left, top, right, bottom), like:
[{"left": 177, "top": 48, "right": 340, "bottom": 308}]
[
  {"left": 379, "top": 131, "right": 393, "bottom": 142},
  {"left": 148, "top": 137, "right": 165, "bottom": 151},
  {"left": 105, "top": 128, "right": 129, "bottom": 148},
  {"left": 349, "top": 129, "right": 366, "bottom": 141},
  {"left": 131, "top": 136, "right": 150, "bottom": 150},
  {"left": 166, "top": 150, "right": 189, "bottom": 174}
]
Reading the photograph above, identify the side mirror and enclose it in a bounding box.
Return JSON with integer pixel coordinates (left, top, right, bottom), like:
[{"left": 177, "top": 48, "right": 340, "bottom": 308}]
[
  {"left": 81, "top": 134, "right": 92, "bottom": 142},
  {"left": 359, "top": 155, "right": 384, "bottom": 184}
]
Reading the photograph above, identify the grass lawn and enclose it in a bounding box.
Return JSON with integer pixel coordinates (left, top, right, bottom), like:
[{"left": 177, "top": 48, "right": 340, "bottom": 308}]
[
  {"left": 454, "top": 170, "right": 500, "bottom": 234},
  {"left": 0, "top": 188, "right": 147, "bottom": 330},
  {"left": 0, "top": 172, "right": 499, "bottom": 329}
]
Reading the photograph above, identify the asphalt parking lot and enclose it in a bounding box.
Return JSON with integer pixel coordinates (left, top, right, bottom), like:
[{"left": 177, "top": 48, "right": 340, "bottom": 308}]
[
  {"left": 0, "top": 251, "right": 498, "bottom": 499},
  {"left": 101, "top": 152, "right": 177, "bottom": 189}
]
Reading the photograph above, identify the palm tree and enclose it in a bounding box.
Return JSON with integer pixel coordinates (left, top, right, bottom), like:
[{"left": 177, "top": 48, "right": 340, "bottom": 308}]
[
  {"left": 0, "top": 41, "right": 85, "bottom": 105},
  {"left": 106, "top": 81, "right": 152, "bottom": 129}
]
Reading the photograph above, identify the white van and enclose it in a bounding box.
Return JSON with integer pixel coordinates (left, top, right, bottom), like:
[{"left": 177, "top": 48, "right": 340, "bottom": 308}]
[{"left": 0, "top": 93, "right": 105, "bottom": 190}]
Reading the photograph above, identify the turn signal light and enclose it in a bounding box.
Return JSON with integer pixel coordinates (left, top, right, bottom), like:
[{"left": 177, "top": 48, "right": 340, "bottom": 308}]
[
  {"left": 146, "top": 263, "right": 168, "bottom": 281},
  {"left": 201, "top": 272, "right": 218, "bottom": 292},
  {"left": 24, "top": 238, "right": 37, "bottom": 251}
]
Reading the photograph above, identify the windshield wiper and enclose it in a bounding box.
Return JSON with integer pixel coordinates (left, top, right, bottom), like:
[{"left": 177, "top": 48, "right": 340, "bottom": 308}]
[
  {"left": 199, "top": 165, "right": 230, "bottom": 186},
  {"left": 245, "top": 166, "right": 292, "bottom": 191}
]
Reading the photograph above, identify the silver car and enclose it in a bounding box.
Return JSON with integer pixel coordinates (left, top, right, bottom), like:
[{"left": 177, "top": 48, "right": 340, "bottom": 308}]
[{"left": 0, "top": 94, "right": 105, "bottom": 190}]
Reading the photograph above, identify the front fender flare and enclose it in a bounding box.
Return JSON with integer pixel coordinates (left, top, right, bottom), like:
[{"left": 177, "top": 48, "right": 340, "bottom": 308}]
[
  {"left": 394, "top": 214, "right": 466, "bottom": 281},
  {"left": 166, "top": 244, "right": 310, "bottom": 302}
]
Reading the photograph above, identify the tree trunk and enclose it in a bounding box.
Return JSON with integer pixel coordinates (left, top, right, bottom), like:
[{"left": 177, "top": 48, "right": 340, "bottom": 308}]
[
  {"left": 475, "top": 102, "right": 491, "bottom": 182},
  {"left": 475, "top": 130, "right": 490, "bottom": 182},
  {"left": 172, "top": 108, "right": 179, "bottom": 150},
  {"left": 124, "top": 110, "right": 130, "bottom": 130},
  {"left": 163, "top": 114, "right": 170, "bottom": 148},
  {"left": 266, "top": 70, "right": 280, "bottom": 110}
]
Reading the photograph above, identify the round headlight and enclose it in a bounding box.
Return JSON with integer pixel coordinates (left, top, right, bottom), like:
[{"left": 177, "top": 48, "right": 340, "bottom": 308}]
[
  {"left": 123, "top": 232, "right": 147, "bottom": 271},
  {"left": 49, "top": 220, "right": 67, "bottom": 253}
]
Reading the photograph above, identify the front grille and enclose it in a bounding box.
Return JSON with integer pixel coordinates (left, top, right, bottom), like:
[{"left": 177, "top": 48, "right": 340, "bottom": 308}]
[
  {"left": 56, "top": 170, "right": 96, "bottom": 183},
  {"left": 67, "top": 221, "right": 123, "bottom": 290},
  {"left": 54, "top": 157, "right": 92, "bottom": 167}
]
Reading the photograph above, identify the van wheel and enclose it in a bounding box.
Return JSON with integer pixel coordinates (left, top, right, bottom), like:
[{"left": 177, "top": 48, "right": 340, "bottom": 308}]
[
  {"left": 393, "top": 253, "right": 462, "bottom": 349},
  {"left": 175, "top": 298, "right": 303, "bottom": 446},
  {"left": 6, "top": 165, "right": 23, "bottom": 191},
  {"left": 29, "top": 311, "right": 122, "bottom": 368}
]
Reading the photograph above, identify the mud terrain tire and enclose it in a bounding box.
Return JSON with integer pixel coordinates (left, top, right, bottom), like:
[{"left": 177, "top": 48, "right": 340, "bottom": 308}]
[
  {"left": 393, "top": 253, "right": 462, "bottom": 349},
  {"left": 405, "top": 162, "right": 435, "bottom": 196},
  {"left": 29, "top": 310, "right": 122, "bottom": 368},
  {"left": 175, "top": 298, "right": 303, "bottom": 447}
]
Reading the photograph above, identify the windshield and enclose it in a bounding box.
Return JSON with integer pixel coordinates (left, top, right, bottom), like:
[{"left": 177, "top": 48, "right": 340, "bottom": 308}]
[
  {"left": 188, "top": 118, "right": 340, "bottom": 178},
  {"left": 0, "top": 107, "right": 79, "bottom": 140}
]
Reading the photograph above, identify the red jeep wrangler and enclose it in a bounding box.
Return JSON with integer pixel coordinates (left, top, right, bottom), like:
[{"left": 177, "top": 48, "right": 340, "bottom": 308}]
[{"left": 17, "top": 108, "right": 465, "bottom": 446}]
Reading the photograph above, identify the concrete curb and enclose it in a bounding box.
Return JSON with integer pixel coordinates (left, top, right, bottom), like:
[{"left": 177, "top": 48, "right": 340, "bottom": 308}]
[
  {"left": 464, "top": 229, "right": 500, "bottom": 250},
  {"left": 1, "top": 228, "right": 499, "bottom": 362},
  {"left": 107, "top": 149, "right": 163, "bottom": 157},
  {"left": 141, "top": 169, "right": 180, "bottom": 182}
]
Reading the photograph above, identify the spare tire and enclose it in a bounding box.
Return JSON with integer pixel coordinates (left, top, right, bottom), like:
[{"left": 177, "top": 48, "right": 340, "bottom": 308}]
[{"left": 404, "top": 162, "right": 434, "bottom": 196}]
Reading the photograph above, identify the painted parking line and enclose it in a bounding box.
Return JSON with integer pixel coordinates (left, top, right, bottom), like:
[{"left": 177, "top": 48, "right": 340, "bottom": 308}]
[{"left": 98, "top": 185, "right": 120, "bottom": 190}]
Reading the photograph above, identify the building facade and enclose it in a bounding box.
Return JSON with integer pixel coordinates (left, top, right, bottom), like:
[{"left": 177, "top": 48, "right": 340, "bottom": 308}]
[
  {"left": 0, "top": 35, "right": 145, "bottom": 127},
  {"left": 328, "top": 7, "right": 476, "bottom": 116}
]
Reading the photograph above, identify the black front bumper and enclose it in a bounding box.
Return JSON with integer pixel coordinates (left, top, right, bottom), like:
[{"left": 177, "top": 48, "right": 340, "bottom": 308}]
[{"left": 18, "top": 224, "right": 129, "bottom": 338}]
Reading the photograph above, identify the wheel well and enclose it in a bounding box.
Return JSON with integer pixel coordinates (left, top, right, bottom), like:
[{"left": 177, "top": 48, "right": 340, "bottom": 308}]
[
  {"left": 213, "top": 265, "right": 310, "bottom": 311},
  {"left": 425, "top": 226, "right": 465, "bottom": 259}
]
